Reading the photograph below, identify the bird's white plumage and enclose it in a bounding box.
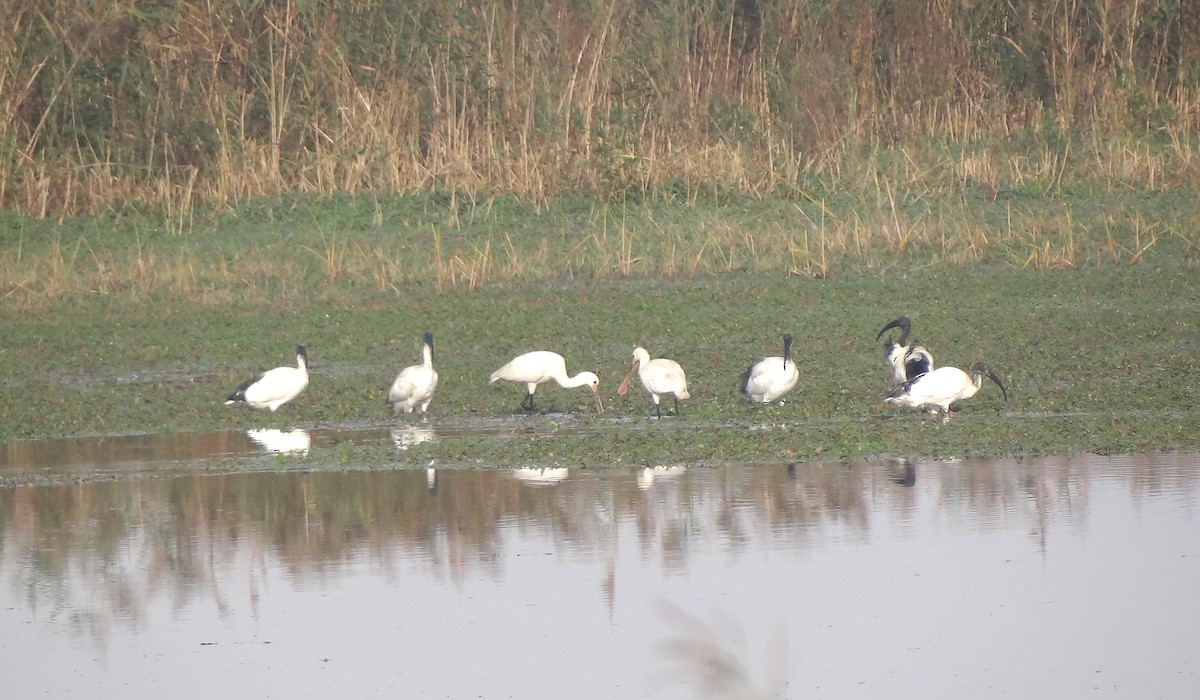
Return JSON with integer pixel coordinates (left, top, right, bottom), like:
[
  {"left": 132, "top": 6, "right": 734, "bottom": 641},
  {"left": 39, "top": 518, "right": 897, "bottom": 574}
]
[
  {"left": 388, "top": 332, "right": 439, "bottom": 413},
  {"left": 489, "top": 350, "right": 604, "bottom": 411},
  {"left": 885, "top": 343, "right": 934, "bottom": 385},
  {"left": 886, "top": 362, "right": 1007, "bottom": 421},
  {"left": 226, "top": 346, "right": 309, "bottom": 411},
  {"left": 619, "top": 346, "right": 689, "bottom": 417},
  {"left": 742, "top": 334, "right": 799, "bottom": 403},
  {"left": 878, "top": 316, "right": 933, "bottom": 386}
]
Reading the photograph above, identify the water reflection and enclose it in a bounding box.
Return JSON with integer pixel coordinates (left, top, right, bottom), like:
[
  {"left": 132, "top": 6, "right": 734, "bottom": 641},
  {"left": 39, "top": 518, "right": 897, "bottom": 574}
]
[
  {"left": 245, "top": 427, "right": 311, "bottom": 454},
  {"left": 0, "top": 424, "right": 448, "bottom": 482},
  {"left": 510, "top": 466, "right": 570, "bottom": 484},
  {"left": 391, "top": 425, "right": 435, "bottom": 450},
  {"left": 887, "top": 456, "right": 916, "bottom": 486},
  {"left": 637, "top": 465, "right": 688, "bottom": 489},
  {"left": 2, "top": 454, "right": 1199, "bottom": 699}
]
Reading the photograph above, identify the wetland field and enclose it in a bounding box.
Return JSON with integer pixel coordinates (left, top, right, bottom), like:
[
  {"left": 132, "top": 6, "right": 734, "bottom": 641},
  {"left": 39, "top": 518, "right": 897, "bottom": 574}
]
[
  {"left": 6, "top": 3, "right": 1200, "bottom": 695},
  {"left": 5, "top": 0, "right": 1200, "bottom": 468},
  {"left": 2, "top": 191, "right": 1199, "bottom": 470}
]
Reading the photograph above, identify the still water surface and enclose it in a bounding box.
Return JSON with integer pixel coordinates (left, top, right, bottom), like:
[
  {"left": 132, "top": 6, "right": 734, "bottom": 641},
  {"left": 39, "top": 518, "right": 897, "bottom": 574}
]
[{"left": 1, "top": 433, "right": 1197, "bottom": 699}]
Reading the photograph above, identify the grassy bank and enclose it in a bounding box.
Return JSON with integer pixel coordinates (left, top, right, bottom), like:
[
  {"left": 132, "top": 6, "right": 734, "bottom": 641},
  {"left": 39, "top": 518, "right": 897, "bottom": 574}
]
[
  {"left": 3, "top": 172, "right": 1197, "bottom": 311},
  {"left": 2, "top": 240, "right": 1198, "bottom": 463}
]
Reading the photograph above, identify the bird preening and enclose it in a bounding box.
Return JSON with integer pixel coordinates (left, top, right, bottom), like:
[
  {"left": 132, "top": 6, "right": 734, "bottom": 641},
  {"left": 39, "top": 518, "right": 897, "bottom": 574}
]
[
  {"left": 877, "top": 315, "right": 933, "bottom": 386},
  {"left": 742, "top": 333, "right": 800, "bottom": 404},
  {"left": 618, "top": 346, "right": 689, "bottom": 418},
  {"left": 875, "top": 315, "right": 1009, "bottom": 422},
  {"left": 388, "top": 331, "right": 439, "bottom": 414},
  {"left": 489, "top": 350, "right": 604, "bottom": 413},
  {"left": 225, "top": 345, "right": 310, "bottom": 412}
]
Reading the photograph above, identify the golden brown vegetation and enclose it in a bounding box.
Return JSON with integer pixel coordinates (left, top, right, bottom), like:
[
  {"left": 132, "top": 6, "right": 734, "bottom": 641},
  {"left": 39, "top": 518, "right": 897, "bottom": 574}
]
[{"left": 3, "top": 0, "right": 1199, "bottom": 220}]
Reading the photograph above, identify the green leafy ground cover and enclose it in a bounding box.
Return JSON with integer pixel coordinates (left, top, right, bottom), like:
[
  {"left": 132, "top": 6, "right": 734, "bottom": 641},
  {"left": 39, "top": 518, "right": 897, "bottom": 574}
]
[{"left": 3, "top": 206, "right": 1198, "bottom": 466}]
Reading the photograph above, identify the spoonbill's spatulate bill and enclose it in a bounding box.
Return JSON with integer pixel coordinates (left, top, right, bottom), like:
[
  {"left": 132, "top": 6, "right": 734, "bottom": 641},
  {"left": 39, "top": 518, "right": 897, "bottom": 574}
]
[
  {"left": 618, "top": 346, "right": 689, "bottom": 418},
  {"left": 225, "top": 345, "right": 310, "bottom": 412},
  {"left": 886, "top": 361, "right": 1007, "bottom": 422},
  {"left": 489, "top": 350, "right": 604, "bottom": 412},
  {"left": 388, "top": 331, "right": 439, "bottom": 414},
  {"left": 741, "top": 333, "right": 800, "bottom": 404}
]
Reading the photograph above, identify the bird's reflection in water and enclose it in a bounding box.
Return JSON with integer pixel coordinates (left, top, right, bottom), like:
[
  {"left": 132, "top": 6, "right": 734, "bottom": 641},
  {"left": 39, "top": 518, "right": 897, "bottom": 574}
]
[
  {"left": 245, "top": 428, "right": 311, "bottom": 455},
  {"left": 888, "top": 458, "right": 917, "bottom": 487},
  {"left": 510, "top": 467, "right": 569, "bottom": 484},
  {"left": 637, "top": 465, "right": 688, "bottom": 490},
  {"left": 425, "top": 467, "right": 438, "bottom": 494},
  {"left": 391, "top": 426, "right": 436, "bottom": 450}
]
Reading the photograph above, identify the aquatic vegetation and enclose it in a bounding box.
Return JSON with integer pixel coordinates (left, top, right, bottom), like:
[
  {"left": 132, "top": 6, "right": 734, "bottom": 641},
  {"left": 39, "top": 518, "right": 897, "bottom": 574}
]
[{"left": 2, "top": 263, "right": 1198, "bottom": 465}]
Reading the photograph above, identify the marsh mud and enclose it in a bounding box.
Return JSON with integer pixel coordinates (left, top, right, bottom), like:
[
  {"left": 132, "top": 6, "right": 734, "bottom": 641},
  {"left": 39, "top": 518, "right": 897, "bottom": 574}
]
[{"left": 1, "top": 441, "right": 1198, "bottom": 699}]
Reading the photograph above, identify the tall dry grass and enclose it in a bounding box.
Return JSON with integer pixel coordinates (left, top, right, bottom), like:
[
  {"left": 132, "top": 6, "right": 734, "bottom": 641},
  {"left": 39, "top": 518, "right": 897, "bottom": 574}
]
[{"left": 2, "top": 0, "right": 1198, "bottom": 221}]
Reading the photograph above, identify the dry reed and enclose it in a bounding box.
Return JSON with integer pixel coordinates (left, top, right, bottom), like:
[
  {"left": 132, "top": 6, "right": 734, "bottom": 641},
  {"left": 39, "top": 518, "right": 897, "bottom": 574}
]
[{"left": 1, "top": 0, "right": 1197, "bottom": 222}]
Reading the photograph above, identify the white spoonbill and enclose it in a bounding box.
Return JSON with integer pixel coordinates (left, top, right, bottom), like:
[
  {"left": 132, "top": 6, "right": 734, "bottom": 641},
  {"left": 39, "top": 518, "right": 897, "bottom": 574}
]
[
  {"left": 886, "top": 361, "right": 1008, "bottom": 422},
  {"left": 741, "top": 333, "right": 800, "bottom": 403},
  {"left": 877, "top": 315, "right": 933, "bottom": 386},
  {"left": 489, "top": 351, "right": 604, "bottom": 412},
  {"left": 225, "top": 345, "right": 309, "bottom": 411},
  {"left": 387, "top": 331, "right": 439, "bottom": 414},
  {"left": 617, "top": 346, "right": 689, "bottom": 418}
]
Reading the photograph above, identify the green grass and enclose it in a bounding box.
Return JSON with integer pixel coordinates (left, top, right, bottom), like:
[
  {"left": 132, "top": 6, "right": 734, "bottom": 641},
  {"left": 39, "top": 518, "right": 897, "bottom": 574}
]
[{"left": 3, "top": 238, "right": 1199, "bottom": 465}]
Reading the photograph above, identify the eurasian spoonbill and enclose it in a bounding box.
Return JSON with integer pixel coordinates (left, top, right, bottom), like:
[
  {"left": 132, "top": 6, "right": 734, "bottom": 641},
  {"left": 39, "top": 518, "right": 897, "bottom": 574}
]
[
  {"left": 489, "top": 350, "right": 604, "bottom": 412},
  {"left": 617, "top": 346, "right": 689, "bottom": 418}
]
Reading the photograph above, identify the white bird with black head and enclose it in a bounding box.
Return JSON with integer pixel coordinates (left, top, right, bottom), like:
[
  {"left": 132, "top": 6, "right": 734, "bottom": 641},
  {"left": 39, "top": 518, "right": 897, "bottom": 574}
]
[
  {"left": 741, "top": 333, "right": 800, "bottom": 404},
  {"left": 388, "top": 331, "right": 439, "bottom": 414},
  {"left": 225, "top": 345, "right": 310, "bottom": 412},
  {"left": 489, "top": 350, "right": 604, "bottom": 412},
  {"left": 877, "top": 315, "right": 933, "bottom": 386},
  {"left": 618, "top": 346, "right": 689, "bottom": 418},
  {"left": 886, "top": 361, "right": 1008, "bottom": 422}
]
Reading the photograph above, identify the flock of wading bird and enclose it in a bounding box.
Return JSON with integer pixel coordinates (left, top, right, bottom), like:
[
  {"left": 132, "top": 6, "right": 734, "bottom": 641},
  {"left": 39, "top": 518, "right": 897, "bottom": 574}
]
[{"left": 225, "top": 316, "right": 1009, "bottom": 423}]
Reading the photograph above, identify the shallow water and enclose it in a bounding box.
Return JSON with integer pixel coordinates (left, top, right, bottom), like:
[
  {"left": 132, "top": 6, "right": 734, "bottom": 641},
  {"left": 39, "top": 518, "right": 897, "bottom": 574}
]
[
  {"left": 0, "top": 418, "right": 602, "bottom": 483},
  {"left": 1, "top": 435, "right": 1198, "bottom": 698}
]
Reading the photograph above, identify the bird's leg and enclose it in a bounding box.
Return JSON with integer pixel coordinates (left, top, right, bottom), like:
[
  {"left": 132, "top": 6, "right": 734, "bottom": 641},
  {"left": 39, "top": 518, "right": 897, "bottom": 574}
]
[
  {"left": 940, "top": 408, "right": 953, "bottom": 424},
  {"left": 521, "top": 392, "right": 534, "bottom": 412},
  {"left": 673, "top": 397, "right": 681, "bottom": 416},
  {"left": 654, "top": 402, "right": 662, "bottom": 419}
]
